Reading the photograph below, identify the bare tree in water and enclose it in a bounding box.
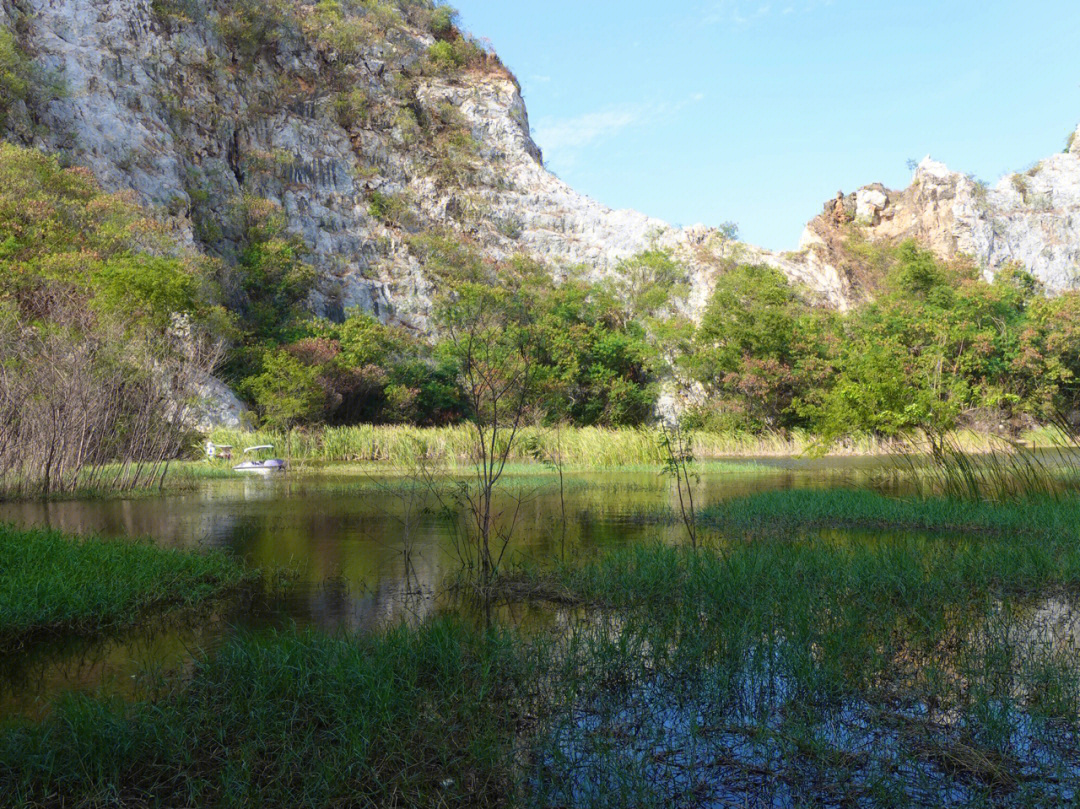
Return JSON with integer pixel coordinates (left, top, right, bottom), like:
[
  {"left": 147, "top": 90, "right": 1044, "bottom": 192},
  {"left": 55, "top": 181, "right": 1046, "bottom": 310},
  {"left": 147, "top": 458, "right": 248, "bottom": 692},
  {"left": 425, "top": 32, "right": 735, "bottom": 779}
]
[
  {"left": 438, "top": 281, "right": 539, "bottom": 591},
  {"left": 659, "top": 420, "right": 699, "bottom": 549}
]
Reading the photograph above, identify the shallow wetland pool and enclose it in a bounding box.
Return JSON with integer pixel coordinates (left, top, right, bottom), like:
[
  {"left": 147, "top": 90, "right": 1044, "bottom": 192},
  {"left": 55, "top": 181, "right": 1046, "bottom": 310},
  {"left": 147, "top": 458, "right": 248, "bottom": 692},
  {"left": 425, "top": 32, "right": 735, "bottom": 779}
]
[
  {"left": 0, "top": 459, "right": 873, "bottom": 713},
  {"left": 3, "top": 456, "right": 1080, "bottom": 806}
]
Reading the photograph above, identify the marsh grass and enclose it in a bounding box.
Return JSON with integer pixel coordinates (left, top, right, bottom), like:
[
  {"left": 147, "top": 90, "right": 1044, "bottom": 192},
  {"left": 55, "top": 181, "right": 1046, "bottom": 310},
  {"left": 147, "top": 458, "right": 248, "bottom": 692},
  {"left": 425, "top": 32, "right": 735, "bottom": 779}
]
[
  {"left": 0, "top": 621, "right": 537, "bottom": 809},
  {"left": 512, "top": 533, "right": 1080, "bottom": 806},
  {"left": 889, "top": 426, "right": 1080, "bottom": 503},
  {"left": 0, "top": 524, "right": 255, "bottom": 651},
  {"left": 7, "top": 499, "right": 1080, "bottom": 806},
  {"left": 207, "top": 425, "right": 1038, "bottom": 468},
  {"left": 699, "top": 488, "right": 1080, "bottom": 539}
]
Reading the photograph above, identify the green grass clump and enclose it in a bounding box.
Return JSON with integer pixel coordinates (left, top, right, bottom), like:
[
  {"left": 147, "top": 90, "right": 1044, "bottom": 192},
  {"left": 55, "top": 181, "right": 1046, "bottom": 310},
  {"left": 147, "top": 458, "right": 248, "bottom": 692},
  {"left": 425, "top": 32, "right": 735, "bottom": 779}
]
[
  {"left": 207, "top": 425, "right": 1061, "bottom": 469},
  {"left": 0, "top": 621, "right": 534, "bottom": 808},
  {"left": 6, "top": 522, "right": 1080, "bottom": 804},
  {"left": 8, "top": 488, "right": 1080, "bottom": 805},
  {"left": 0, "top": 524, "right": 253, "bottom": 649},
  {"left": 700, "top": 488, "right": 1080, "bottom": 539}
]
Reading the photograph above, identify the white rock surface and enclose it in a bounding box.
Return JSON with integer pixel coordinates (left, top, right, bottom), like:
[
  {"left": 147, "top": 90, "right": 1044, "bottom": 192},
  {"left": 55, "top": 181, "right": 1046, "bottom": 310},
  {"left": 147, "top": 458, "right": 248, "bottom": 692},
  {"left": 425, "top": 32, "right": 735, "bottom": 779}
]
[
  {"left": 4, "top": 0, "right": 1080, "bottom": 424},
  {"left": 189, "top": 374, "right": 251, "bottom": 432},
  {"left": 1, "top": 0, "right": 851, "bottom": 330}
]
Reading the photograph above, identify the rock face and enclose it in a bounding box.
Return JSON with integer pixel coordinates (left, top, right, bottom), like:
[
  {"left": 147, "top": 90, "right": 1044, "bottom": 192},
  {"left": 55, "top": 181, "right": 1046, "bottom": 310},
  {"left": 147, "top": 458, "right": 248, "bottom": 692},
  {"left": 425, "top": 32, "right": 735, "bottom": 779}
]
[
  {"left": 801, "top": 146, "right": 1080, "bottom": 295},
  {"left": 0, "top": 0, "right": 852, "bottom": 328},
  {"left": 188, "top": 374, "right": 250, "bottom": 432},
  {"left": 3, "top": 0, "right": 1078, "bottom": 348}
]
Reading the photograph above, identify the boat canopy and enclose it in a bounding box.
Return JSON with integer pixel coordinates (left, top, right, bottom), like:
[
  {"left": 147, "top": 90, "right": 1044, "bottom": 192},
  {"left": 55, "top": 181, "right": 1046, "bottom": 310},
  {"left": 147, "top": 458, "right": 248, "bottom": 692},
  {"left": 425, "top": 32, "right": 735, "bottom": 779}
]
[{"left": 243, "top": 445, "right": 274, "bottom": 454}]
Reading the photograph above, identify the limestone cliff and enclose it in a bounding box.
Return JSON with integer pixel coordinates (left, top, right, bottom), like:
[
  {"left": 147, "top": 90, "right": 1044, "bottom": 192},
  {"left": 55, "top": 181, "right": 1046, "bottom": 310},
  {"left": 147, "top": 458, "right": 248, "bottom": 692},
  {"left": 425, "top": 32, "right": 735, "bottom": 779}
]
[
  {"left": 0, "top": 0, "right": 850, "bottom": 335},
  {"left": 2, "top": 0, "right": 1078, "bottom": 335},
  {"left": 800, "top": 127, "right": 1080, "bottom": 296}
]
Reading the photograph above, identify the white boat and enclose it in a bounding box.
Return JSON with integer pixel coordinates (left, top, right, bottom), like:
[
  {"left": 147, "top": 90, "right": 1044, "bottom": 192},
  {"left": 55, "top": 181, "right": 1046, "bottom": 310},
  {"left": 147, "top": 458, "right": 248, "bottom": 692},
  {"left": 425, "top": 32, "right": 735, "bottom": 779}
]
[{"left": 233, "top": 445, "right": 287, "bottom": 474}]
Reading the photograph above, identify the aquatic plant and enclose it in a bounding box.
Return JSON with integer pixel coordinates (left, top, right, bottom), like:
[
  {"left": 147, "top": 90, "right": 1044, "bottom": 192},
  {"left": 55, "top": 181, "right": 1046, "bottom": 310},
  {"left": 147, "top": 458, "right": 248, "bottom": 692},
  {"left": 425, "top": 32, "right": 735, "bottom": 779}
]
[
  {"left": 700, "top": 487, "right": 1080, "bottom": 539},
  {"left": 7, "top": 500, "right": 1080, "bottom": 805},
  {"left": 0, "top": 621, "right": 534, "bottom": 808},
  {"left": 206, "top": 424, "right": 1026, "bottom": 469},
  {"left": 0, "top": 524, "right": 253, "bottom": 650}
]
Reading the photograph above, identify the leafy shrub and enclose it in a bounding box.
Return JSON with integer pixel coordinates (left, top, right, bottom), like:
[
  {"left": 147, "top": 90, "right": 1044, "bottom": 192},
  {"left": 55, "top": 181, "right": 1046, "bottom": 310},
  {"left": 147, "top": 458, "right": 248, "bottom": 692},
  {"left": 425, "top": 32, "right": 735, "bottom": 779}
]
[
  {"left": 220, "top": 195, "right": 316, "bottom": 346},
  {"left": 424, "top": 36, "right": 492, "bottom": 76},
  {"left": 241, "top": 348, "right": 327, "bottom": 430},
  {"left": 367, "top": 189, "right": 416, "bottom": 229},
  {"left": 0, "top": 28, "right": 30, "bottom": 126},
  {"left": 150, "top": 0, "right": 207, "bottom": 25},
  {"left": 0, "top": 143, "right": 217, "bottom": 493},
  {"left": 332, "top": 88, "right": 370, "bottom": 129},
  {"left": 214, "top": 0, "right": 296, "bottom": 64},
  {"left": 429, "top": 5, "right": 458, "bottom": 37},
  {"left": 495, "top": 215, "right": 523, "bottom": 240},
  {"left": 685, "top": 240, "right": 1080, "bottom": 441}
]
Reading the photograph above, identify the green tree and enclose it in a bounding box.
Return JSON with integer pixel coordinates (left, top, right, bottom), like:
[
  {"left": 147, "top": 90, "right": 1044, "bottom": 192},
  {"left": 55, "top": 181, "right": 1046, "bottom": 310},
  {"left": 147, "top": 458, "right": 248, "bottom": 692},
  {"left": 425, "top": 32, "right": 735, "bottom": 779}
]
[{"left": 242, "top": 349, "right": 325, "bottom": 431}]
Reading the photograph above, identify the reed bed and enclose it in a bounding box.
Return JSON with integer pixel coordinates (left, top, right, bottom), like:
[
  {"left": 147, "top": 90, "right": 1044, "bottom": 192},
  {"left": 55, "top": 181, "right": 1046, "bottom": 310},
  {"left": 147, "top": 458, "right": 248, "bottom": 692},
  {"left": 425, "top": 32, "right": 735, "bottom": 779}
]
[
  {"left": 205, "top": 425, "right": 1033, "bottom": 468},
  {"left": 0, "top": 524, "right": 254, "bottom": 651},
  {"left": 699, "top": 488, "right": 1080, "bottom": 539}
]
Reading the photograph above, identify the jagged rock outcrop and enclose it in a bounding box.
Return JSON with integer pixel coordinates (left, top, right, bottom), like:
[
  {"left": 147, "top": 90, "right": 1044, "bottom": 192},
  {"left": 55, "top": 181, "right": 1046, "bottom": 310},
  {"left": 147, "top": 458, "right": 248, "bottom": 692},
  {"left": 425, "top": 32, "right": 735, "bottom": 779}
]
[
  {"left": 800, "top": 143, "right": 1080, "bottom": 296},
  {"left": 4, "top": 0, "right": 1078, "bottom": 351}
]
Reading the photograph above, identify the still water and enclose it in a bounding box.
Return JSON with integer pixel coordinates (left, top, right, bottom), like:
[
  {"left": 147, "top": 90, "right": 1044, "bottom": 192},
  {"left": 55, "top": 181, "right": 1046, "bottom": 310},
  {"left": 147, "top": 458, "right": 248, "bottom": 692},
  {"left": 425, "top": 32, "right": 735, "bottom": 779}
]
[{"left": 0, "top": 459, "right": 886, "bottom": 716}]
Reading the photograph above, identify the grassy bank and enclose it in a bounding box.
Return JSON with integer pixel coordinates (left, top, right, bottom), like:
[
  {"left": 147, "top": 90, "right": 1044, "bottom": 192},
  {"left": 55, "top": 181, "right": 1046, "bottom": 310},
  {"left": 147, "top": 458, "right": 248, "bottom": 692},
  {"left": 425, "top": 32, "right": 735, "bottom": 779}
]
[
  {"left": 700, "top": 488, "right": 1080, "bottom": 539},
  {"left": 0, "top": 524, "right": 255, "bottom": 651},
  {"left": 6, "top": 492, "right": 1080, "bottom": 805},
  {"left": 206, "top": 424, "right": 1048, "bottom": 467}
]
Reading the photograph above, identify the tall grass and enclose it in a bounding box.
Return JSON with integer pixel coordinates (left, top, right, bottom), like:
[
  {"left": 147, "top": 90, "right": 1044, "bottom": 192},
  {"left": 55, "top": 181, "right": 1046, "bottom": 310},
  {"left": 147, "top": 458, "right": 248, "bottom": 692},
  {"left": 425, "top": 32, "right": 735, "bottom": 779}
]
[
  {"left": 513, "top": 534, "right": 1080, "bottom": 805},
  {"left": 0, "top": 524, "right": 254, "bottom": 650},
  {"left": 0, "top": 621, "right": 536, "bottom": 808},
  {"left": 699, "top": 488, "right": 1080, "bottom": 539},
  {"left": 210, "top": 425, "right": 668, "bottom": 467},
  {"left": 206, "top": 425, "right": 1040, "bottom": 468},
  {"left": 891, "top": 425, "right": 1080, "bottom": 502}
]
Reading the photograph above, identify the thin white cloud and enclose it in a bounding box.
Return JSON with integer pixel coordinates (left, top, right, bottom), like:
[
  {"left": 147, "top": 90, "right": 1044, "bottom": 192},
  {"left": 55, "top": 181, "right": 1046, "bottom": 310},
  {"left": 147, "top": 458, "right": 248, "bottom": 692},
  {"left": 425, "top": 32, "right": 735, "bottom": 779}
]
[
  {"left": 534, "top": 95, "right": 706, "bottom": 164},
  {"left": 534, "top": 106, "right": 646, "bottom": 154},
  {"left": 701, "top": 0, "right": 831, "bottom": 27}
]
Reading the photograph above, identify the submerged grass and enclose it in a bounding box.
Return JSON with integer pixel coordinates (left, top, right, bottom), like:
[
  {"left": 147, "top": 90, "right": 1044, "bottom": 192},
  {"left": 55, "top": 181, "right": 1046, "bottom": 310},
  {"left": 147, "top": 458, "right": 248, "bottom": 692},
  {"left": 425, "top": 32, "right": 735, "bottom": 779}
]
[
  {"left": 700, "top": 488, "right": 1080, "bottom": 540},
  {"left": 7, "top": 491, "right": 1080, "bottom": 805},
  {"left": 0, "top": 524, "right": 255, "bottom": 651},
  {"left": 509, "top": 528, "right": 1080, "bottom": 806}
]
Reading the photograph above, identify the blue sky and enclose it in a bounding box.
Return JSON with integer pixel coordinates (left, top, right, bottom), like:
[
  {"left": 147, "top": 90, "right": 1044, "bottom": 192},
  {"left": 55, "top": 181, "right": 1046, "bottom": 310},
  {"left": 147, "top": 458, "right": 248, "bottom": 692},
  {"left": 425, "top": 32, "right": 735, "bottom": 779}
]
[{"left": 451, "top": 1, "right": 1080, "bottom": 249}]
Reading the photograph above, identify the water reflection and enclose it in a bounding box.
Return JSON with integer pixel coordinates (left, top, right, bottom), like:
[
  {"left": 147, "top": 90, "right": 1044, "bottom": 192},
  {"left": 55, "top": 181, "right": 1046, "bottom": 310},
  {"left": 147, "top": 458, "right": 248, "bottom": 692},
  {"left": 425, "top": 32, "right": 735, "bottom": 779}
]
[{"left": 0, "top": 462, "right": 879, "bottom": 716}]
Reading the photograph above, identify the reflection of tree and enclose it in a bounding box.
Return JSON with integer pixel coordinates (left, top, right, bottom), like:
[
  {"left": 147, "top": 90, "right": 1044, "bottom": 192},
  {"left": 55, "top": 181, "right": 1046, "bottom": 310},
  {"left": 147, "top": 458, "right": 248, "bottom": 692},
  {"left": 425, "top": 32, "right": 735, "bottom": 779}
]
[{"left": 304, "top": 554, "right": 442, "bottom": 633}]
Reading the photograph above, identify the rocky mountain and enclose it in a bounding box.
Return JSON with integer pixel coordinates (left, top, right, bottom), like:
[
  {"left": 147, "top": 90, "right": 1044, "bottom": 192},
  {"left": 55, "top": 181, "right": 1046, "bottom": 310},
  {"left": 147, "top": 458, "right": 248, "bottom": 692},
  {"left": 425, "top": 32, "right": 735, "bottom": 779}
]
[
  {"left": 800, "top": 126, "right": 1080, "bottom": 300},
  {"left": 2, "top": 0, "right": 1079, "bottom": 335},
  {"left": 0, "top": 0, "right": 853, "bottom": 327}
]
